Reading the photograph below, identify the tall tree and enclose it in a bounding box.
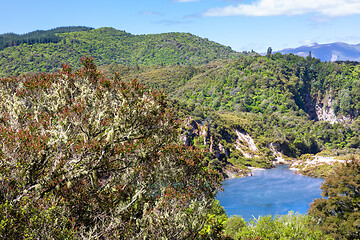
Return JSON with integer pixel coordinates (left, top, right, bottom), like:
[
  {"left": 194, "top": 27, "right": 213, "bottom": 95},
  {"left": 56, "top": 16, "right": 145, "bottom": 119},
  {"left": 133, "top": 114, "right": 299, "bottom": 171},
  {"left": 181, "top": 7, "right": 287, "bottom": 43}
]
[{"left": 266, "top": 47, "right": 272, "bottom": 58}]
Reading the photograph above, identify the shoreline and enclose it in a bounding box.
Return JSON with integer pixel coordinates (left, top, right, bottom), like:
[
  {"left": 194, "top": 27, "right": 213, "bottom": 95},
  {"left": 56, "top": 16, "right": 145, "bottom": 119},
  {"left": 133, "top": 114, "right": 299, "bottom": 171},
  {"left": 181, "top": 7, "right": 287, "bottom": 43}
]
[
  {"left": 289, "top": 155, "right": 347, "bottom": 178},
  {"left": 224, "top": 154, "right": 348, "bottom": 179}
]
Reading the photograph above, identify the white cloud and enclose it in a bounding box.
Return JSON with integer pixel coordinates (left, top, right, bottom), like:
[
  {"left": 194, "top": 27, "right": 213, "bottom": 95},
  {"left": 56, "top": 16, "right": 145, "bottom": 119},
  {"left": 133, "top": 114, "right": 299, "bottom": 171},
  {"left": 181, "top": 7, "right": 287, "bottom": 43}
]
[{"left": 203, "top": 0, "right": 360, "bottom": 17}]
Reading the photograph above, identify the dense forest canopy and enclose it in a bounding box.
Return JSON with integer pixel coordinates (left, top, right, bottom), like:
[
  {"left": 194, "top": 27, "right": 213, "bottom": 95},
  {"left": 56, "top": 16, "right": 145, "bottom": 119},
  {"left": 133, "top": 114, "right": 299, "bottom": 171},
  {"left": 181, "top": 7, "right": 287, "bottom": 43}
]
[
  {"left": 103, "top": 53, "right": 360, "bottom": 160},
  {"left": 0, "top": 26, "right": 93, "bottom": 50},
  {"left": 0, "top": 27, "right": 241, "bottom": 77},
  {"left": 1, "top": 26, "right": 360, "bottom": 239},
  {"left": 1, "top": 27, "right": 360, "bottom": 169}
]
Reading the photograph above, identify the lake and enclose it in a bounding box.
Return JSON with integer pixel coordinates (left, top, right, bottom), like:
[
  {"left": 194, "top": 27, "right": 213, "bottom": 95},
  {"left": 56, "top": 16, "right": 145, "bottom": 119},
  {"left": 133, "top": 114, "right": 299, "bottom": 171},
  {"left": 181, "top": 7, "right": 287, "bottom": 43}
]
[{"left": 216, "top": 164, "right": 324, "bottom": 220}]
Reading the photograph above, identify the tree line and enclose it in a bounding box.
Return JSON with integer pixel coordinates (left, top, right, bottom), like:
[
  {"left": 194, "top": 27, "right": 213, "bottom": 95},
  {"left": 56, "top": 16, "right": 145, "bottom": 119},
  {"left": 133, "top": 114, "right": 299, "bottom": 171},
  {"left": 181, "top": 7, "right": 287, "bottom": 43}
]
[{"left": 0, "top": 26, "right": 93, "bottom": 50}]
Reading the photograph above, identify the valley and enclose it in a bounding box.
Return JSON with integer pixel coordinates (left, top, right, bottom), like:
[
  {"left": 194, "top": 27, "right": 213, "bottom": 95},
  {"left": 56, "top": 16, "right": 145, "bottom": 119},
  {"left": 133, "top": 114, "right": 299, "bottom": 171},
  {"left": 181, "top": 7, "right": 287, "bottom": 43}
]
[
  {"left": 1, "top": 26, "right": 360, "bottom": 239},
  {"left": 2, "top": 27, "right": 360, "bottom": 177}
]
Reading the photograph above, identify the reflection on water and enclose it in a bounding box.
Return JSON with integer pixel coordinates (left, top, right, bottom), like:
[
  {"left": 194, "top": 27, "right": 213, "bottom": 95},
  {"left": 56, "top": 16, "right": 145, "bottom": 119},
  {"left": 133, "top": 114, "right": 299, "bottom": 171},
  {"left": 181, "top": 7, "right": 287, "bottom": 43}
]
[{"left": 216, "top": 164, "right": 324, "bottom": 220}]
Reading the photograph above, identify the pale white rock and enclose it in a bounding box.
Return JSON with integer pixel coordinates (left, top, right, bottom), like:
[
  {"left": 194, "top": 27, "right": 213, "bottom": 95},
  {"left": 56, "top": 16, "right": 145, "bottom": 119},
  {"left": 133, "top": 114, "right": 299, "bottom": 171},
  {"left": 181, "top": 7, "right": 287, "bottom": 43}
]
[
  {"left": 268, "top": 143, "right": 285, "bottom": 163},
  {"left": 234, "top": 129, "right": 259, "bottom": 158},
  {"left": 315, "top": 91, "right": 353, "bottom": 124}
]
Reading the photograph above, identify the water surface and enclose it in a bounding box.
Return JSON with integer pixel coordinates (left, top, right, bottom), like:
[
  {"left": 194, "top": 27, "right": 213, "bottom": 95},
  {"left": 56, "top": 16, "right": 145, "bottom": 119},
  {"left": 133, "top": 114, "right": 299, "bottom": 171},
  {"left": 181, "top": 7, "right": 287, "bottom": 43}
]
[{"left": 216, "top": 164, "right": 324, "bottom": 220}]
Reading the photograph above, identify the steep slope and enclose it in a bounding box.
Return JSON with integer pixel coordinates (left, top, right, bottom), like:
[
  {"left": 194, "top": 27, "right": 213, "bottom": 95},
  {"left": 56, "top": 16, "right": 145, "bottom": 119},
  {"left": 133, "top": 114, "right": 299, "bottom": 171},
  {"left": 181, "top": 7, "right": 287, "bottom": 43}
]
[
  {"left": 172, "top": 102, "right": 272, "bottom": 178},
  {"left": 2, "top": 26, "right": 360, "bottom": 174},
  {"left": 0, "top": 27, "right": 241, "bottom": 77},
  {"left": 278, "top": 42, "right": 360, "bottom": 62},
  {"left": 113, "top": 53, "right": 360, "bottom": 121}
]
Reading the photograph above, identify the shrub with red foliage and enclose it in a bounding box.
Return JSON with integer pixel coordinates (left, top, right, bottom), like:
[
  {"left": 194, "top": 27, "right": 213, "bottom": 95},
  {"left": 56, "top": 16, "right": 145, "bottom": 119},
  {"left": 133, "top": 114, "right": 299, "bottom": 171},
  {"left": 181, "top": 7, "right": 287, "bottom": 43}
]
[{"left": 0, "top": 57, "right": 221, "bottom": 239}]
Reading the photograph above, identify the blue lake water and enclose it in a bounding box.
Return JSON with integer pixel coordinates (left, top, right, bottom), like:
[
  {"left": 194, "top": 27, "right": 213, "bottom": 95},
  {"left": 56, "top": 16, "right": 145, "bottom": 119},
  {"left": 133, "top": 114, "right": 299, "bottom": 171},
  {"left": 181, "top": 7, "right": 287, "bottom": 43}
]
[{"left": 216, "top": 164, "right": 324, "bottom": 220}]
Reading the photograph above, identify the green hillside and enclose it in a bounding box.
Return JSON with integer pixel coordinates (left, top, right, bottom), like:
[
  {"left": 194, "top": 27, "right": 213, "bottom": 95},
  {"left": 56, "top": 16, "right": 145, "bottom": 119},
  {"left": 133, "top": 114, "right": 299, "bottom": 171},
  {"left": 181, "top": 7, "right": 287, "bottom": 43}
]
[
  {"left": 107, "top": 53, "right": 360, "bottom": 118},
  {"left": 1, "top": 26, "right": 360, "bottom": 174},
  {"left": 0, "top": 27, "right": 241, "bottom": 77},
  {"left": 0, "top": 26, "right": 93, "bottom": 50},
  {"left": 1, "top": 34, "right": 360, "bottom": 237},
  {"left": 102, "top": 53, "right": 360, "bottom": 163}
]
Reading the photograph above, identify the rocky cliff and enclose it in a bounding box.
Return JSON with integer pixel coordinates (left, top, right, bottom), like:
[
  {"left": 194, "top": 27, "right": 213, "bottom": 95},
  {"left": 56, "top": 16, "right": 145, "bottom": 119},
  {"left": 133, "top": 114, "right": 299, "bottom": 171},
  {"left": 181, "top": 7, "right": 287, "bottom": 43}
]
[{"left": 180, "top": 116, "right": 278, "bottom": 178}]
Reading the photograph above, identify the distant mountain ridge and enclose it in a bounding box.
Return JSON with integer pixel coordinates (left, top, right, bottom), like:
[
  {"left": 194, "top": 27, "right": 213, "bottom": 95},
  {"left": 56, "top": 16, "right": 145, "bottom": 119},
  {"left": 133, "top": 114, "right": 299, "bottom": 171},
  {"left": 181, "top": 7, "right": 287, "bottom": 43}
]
[{"left": 277, "top": 42, "right": 360, "bottom": 62}]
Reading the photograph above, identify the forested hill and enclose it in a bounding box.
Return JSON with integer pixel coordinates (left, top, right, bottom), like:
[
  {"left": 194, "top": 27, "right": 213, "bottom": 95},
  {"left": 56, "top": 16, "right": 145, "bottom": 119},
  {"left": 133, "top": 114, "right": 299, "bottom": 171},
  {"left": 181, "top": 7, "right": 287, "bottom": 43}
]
[
  {"left": 101, "top": 53, "right": 360, "bottom": 169},
  {"left": 0, "top": 26, "right": 93, "bottom": 50},
  {"left": 104, "top": 53, "right": 360, "bottom": 122},
  {"left": 2, "top": 26, "right": 360, "bottom": 175},
  {"left": 0, "top": 27, "right": 241, "bottom": 77}
]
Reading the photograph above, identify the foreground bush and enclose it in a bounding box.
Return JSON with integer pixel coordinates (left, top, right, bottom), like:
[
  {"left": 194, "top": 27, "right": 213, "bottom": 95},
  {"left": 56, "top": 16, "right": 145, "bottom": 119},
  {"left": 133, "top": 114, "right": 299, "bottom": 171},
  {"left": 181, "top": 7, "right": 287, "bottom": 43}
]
[
  {"left": 0, "top": 57, "right": 221, "bottom": 239},
  {"left": 224, "top": 213, "right": 330, "bottom": 240},
  {"left": 309, "top": 158, "right": 360, "bottom": 239}
]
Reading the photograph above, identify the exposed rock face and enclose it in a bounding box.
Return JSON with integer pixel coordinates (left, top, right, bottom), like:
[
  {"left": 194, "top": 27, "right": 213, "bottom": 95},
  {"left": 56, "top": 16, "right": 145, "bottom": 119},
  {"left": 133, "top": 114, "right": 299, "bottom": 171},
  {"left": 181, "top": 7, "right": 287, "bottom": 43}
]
[
  {"left": 181, "top": 116, "right": 204, "bottom": 146},
  {"left": 218, "top": 142, "right": 230, "bottom": 158},
  {"left": 200, "top": 126, "right": 208, "bottom": 145},
  {"left": 268, "top": 143, "right": 285, "bottom": 163},
  {"left": 181, "top": 117, "right": 263, "bottom": 159},
  {"left": 315, "top": 94, "right": 338, "bottom": 124},
  {"left": 300, "top": 85, "right": 356, "bottom": 124},
  {"left": 180, "top": 117, "right": 282, "bottom": 178},
  {"left": 315, "top": 91, "right": 353, "bottom": 124},
  {"left": 234, "top": 129, "right": 259, "bottom": 158}
]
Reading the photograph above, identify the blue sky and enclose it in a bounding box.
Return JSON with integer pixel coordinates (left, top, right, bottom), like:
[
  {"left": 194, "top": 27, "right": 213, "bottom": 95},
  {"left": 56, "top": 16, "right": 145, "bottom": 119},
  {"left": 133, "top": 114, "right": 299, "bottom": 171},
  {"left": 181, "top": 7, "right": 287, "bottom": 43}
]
[{"left": 1, "top": 0, "right": 360, "bottom": 53}]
